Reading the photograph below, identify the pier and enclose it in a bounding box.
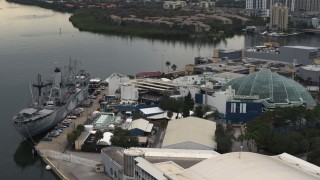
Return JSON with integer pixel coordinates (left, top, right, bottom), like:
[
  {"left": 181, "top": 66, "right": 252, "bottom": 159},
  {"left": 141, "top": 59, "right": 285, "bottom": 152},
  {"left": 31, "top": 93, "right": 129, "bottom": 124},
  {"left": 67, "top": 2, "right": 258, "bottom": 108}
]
[
  {"left": 34, "top": 88, "right": 110, "bottom": 180},
  {"left": 301, "top": 29, "right": 320, "bottom": 35}
]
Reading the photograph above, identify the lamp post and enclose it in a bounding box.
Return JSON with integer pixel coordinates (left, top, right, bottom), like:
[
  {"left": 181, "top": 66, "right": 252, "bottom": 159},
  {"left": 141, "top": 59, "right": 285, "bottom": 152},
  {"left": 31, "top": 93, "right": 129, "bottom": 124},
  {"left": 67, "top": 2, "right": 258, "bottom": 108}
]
[
  {"left": 161, "top": 55, "right": 164, "bottom": 74},
  {"left": 239, "top": 145, "right": 243, "bottom": 158}
]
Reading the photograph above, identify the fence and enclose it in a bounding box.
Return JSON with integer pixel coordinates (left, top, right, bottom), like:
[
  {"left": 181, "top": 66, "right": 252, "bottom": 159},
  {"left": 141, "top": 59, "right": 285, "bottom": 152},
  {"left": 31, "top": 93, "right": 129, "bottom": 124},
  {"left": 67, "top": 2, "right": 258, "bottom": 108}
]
[{"left": 42, "top": 150, "right": 100, "bottom": 168}]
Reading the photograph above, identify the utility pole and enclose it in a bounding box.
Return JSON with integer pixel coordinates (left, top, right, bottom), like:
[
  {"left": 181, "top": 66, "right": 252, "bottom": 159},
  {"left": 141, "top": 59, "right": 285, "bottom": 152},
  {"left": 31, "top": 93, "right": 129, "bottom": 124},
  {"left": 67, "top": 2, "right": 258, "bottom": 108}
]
[{"left": 161, "top": 55, "right": 164, "bottom": 74}]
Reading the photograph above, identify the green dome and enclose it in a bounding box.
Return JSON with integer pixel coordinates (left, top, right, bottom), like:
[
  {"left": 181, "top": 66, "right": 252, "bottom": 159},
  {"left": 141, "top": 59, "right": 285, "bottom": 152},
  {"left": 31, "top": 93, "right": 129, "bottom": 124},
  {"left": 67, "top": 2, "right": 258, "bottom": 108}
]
[{"left": 220, "top": 69, "right": 316, "bottom": 107}]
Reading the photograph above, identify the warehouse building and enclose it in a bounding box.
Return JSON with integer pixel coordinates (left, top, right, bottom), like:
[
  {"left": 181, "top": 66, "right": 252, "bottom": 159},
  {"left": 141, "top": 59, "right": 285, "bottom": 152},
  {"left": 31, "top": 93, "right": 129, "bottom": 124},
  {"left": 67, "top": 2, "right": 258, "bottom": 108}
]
[
  {"left": 245, "top": 46, "right": 319, "bottom": 65},
  {"left": 100, "top": 147, "right": 219, "bottom": 180},
  {"left": 161, "top": 117, "right": 216, "bottom": 150},
  {"left": 101, "top": 147, "right": 320, "bottom": 180},
  {"left": 128, "top": 118, "right": 153, "bottom": 136}
]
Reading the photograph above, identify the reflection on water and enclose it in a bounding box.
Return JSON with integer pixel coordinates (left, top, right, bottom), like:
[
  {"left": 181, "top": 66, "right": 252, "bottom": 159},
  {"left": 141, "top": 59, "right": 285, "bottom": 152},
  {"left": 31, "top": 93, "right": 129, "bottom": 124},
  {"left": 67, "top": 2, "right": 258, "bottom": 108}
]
[
  {"left": 14, "top": 132, "right": 48, "bottom": 169},
  {"left": 18, "top": 14, "right": 55, "bottom": 19},
  {"left": 14, "top": 141, "right": 37, "bottom": 169}
]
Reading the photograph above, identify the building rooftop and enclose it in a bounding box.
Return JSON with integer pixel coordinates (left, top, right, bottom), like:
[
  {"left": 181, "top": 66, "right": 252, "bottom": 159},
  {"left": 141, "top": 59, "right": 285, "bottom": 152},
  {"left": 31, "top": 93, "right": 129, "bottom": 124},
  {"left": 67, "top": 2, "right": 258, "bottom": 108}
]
[
  {"left": 153, "top": 161, "right": 184, "bottom": 176},
  {"left": 135, "top": 157, "right": 167, "bottom": 180},
  {"left": 300, "top": 65, "right": 320, "bottom": 72},
  {"left": 221, "top": 69, "right": 316, "bottom": 107},
  {"left": 102, "top": 147, "right": 220, "bottom": 170},
  {"left": 128, "top": 118, "right": 153, "bottom": 133},
  {"left": 162, "top": 117, "right": 216, "bottom": 149},
  {"left": 140, "top": 107, "right": 164, "bottom": 115},
  {"left": 170, "top": 152, "right": 320, "bottom": 180}
]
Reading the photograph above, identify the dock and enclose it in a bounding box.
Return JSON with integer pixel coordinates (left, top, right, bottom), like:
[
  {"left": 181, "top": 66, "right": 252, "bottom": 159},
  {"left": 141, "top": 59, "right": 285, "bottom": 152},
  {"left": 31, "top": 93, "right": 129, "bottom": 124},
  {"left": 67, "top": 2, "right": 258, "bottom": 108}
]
[{"left": 34, "top": 88, "right": 111, "bottom": 180}]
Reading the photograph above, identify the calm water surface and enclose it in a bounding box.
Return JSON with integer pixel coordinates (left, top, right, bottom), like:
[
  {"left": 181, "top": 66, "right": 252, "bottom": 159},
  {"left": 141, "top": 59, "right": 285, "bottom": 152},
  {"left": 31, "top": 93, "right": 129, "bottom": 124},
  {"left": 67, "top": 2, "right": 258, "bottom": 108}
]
[{"left": 0, "top": 0, "right": 320, "bottom": 179}]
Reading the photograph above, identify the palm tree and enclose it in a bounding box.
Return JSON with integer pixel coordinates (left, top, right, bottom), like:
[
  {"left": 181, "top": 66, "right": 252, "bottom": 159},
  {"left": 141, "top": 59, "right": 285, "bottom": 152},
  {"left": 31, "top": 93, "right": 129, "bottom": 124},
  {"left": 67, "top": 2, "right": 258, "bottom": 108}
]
[
  {"left": 165, "top": 61, "right": 171, "bottom": 72},
  {"left": 171, "top": 64, "right": 177, "bottom": 71}
]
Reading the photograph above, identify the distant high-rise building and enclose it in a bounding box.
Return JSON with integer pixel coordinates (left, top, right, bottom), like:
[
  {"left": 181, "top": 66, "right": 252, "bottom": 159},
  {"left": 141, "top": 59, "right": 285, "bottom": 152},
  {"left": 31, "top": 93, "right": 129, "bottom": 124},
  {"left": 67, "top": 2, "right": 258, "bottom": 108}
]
[
  {"left": 246, "top": 0, "right": 273, "bottom": 17},
  {"left": 275, "top": 0, "right": 320, "bottom": 11},
  {"left": 274, "top": 0, "right": 296, "bottom": 11},
  {"left": 312, "top": 18, "right": 319, "bottom": 29},
  {"left": 269, "top": 3, "right": 289, "bottom": 31},
  {"left": 296, "top": 0, "right": 320, "bottom": 11}
]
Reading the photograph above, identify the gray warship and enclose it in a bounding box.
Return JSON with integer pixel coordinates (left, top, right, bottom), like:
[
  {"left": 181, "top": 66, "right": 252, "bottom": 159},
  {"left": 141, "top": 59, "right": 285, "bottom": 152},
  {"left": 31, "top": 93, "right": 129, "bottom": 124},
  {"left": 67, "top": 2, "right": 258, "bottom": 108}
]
[{"left": 13, "top": 61, "right": 90, "bottom": 137}]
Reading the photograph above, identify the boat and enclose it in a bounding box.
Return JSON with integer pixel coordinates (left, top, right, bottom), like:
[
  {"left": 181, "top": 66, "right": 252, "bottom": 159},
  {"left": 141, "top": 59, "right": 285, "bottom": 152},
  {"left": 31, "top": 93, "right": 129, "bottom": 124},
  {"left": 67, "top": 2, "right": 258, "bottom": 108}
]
[{"left": 13, "top": 60, "right": 90, "bottom": 137}]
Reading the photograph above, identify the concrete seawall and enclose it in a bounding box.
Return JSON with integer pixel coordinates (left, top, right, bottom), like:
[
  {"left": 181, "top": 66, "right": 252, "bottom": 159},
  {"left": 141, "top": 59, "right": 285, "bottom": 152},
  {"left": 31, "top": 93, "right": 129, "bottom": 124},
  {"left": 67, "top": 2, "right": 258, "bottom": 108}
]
[
  {"left": 35, "top": 88, "right": 109, "bottom": 179},
  {"left": 35, "top": 148, "right": 69, "bottom": 180}
]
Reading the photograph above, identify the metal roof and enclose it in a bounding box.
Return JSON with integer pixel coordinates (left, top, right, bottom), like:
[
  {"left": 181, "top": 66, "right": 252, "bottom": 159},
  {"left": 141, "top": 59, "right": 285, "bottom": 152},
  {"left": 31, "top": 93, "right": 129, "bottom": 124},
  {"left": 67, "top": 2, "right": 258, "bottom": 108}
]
[
  {"left": 170, "top": 152, "right": 320, "bottom": 180},
  {"left": 128, "top": 118, "right": 153, "bottom": 132},
  {"left": 135, "top": 157, "right": 167, "bottom": 180},
  {"left": 162, "top": 117, "right": 216, "bottom": 149},
  {"left": 140, "top": 107, "right": 164, "bottom": 115}
]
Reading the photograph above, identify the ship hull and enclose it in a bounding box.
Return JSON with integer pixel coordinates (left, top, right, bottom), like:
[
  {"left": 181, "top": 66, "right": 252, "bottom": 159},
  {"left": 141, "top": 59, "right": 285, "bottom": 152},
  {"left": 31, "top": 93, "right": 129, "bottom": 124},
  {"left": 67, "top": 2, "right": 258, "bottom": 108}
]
[{"left": 14, "top": 85, "right": 89, "bottom": 137}]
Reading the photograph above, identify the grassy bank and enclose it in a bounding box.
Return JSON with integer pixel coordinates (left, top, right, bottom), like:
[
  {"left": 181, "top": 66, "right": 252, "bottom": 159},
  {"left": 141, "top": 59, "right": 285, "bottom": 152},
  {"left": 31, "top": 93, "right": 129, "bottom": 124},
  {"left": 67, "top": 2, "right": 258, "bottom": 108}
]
[
  {"left": 69, "top": 9, "right": 199, "bottom": 41},
  {"left": 6, "top": 0, "right": 239, "bottom": 42}
]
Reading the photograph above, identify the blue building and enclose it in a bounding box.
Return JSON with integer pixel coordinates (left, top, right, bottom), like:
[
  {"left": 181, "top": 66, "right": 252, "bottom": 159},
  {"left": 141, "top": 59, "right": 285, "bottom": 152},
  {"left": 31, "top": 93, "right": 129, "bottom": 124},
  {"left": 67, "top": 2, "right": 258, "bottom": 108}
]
[
  {"left": 225, "top": 101, "right": 263, "bottom": 123},
  {"left": 221, "top": 69, "right": 316, "bottom": 123}
]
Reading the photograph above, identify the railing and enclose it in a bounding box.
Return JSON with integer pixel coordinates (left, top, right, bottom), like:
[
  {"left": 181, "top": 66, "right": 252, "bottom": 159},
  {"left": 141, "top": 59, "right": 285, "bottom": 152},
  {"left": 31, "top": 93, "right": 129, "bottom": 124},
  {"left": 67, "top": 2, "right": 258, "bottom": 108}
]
[{"left": 43, "top": 150, "right": 100, "bottom": 168}]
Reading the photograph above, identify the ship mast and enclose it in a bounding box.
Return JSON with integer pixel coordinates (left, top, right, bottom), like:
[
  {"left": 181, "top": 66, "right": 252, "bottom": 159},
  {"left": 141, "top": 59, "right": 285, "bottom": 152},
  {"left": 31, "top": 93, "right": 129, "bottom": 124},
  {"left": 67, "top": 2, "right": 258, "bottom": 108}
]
[{"left": 32, "top": 74, "right": 46, "bottom": 105}]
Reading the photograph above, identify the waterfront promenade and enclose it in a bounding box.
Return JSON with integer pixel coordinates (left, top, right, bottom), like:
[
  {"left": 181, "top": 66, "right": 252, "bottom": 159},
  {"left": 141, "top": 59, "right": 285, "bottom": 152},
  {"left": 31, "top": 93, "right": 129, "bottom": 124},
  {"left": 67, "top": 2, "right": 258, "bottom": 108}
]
[{"left": 35, "top": 89, "right": 111, "bottom": 180}]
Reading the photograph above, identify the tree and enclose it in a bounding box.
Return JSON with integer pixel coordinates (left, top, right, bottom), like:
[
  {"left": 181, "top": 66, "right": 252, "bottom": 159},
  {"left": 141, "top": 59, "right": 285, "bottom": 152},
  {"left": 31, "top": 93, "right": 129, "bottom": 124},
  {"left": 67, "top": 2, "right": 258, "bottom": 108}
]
[
  {"left": 184, "top": 91, "right": 195, "bottom": 111},
  {"left": 171, "top": 64, "right": 177, "bottom": 71},
  {"left": 95, "top": 130, "right": 104, "bottom": 142},
  {"left": 215, "top": 124, "right": 233, "bottom": 153},
  {"left": 307, "top": 149, "right": 320, "bottom": 166},
  {"left": 110, "top": 127, "right": 139, "bottom": 148},
  {"left": 76, "top": 124, "right": 85, "bottom": 132},
  {"left": 243, "top": 118, "right": 272, "bottom": 152},
  {"left": 159, "top": 97, "right": 184, "bottom": 112},
  {"left": 165, "top": 61, "right": 171, "bottom": 72},
  {"left": 182, "top": 91, "right": 194, "bottom": 117},
  {"left": 74, "top": 129, "right": 81, "bottom": 138},
  {"left": 195, "top": 106, "right": 204, "bottom": 118},
  {"left": 67, "top": 132, "right": 76, "bottom": 143},
  {"left": 167, "top": 111, "right": 173, "bottom": 119},
  {"left": 182, "top": 105, "right": 190, "bottom": 117}
]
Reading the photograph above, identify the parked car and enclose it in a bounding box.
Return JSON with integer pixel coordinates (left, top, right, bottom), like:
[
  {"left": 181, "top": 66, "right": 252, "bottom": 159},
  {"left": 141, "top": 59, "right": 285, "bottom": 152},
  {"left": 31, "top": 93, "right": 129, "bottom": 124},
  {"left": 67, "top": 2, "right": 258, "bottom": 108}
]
[
  {"left": 58, "top": 124, "right": 68, "bottom": 128},
  {"left": 67, "top": 115, "right": 77, "bottom": 119},
  {"left": 42, "top": 136, "right": 53, "bottom": 141},
  {"left": 48, "top": 131, "right": 59, "bottom": 137},
  {"left": 90, "top": 95, "right": 97, "bottom": 99},
  {"left": 62, "top": 119, "right": 72, "bottom": 124}
]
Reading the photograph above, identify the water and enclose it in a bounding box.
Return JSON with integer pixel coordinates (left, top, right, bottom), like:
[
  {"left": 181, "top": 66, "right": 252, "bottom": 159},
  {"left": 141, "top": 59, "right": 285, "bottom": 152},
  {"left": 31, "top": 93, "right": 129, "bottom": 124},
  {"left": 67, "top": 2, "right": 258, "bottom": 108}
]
[{"left": 0, "top": 0, "right": 320, "bottom": 179}]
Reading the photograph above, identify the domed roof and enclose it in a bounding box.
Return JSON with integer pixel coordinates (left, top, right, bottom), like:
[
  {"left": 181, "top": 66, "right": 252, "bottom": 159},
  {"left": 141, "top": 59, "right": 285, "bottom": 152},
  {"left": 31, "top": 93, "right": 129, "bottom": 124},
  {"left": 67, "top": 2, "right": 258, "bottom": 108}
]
[{"left": 220, "top": 69, "right": 316, "bottom": 107}]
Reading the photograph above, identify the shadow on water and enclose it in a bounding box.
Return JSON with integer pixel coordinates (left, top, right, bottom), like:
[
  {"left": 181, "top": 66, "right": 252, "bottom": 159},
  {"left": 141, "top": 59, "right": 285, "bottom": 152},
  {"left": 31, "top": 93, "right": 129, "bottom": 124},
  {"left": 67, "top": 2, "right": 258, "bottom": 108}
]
[
  {"left": 13, "top": 141, "right": 38, "bottom": 169},
  {"left": 13, "top": 131, "right": 48, "bottom": 169},
  {"left": 13, "top": 132, "right": 60, "bottom": 179}
]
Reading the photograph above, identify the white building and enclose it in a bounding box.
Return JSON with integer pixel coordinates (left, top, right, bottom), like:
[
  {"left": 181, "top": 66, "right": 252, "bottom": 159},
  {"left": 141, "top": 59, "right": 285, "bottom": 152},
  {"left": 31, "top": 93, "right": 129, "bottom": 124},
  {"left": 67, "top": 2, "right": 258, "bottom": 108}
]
[
  {"left": 178, "top": 86, "right": 200, "bottom": 100},
  {"left": 163, "top": 1, "right": 187, "bottom": 9},
  {"left": 101, "top": 147, "right": 320, "bottom": 180},
  {"left": 106, "top": 73, "right": 130, "bottom": 96},
  {"left": 173, "top": 75, "right": 204, "bottom": 86},
  {"left": 162, "top": 117, "right": 216, "bottom": 150},
  {"left": 205, "top": 86, "right": 235, "bottom": 115},
  {"left": 168, "top": 152, "right": 320, "bottom": 180},
  {"left": 120, "top": 84, "right": 139, "bottom": 101},
  {"left": 312, "top": 18, "right": 319, "bottom": 29},
  {"left": 246, "top": 0, "right": 272, "bottom": 17}
]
